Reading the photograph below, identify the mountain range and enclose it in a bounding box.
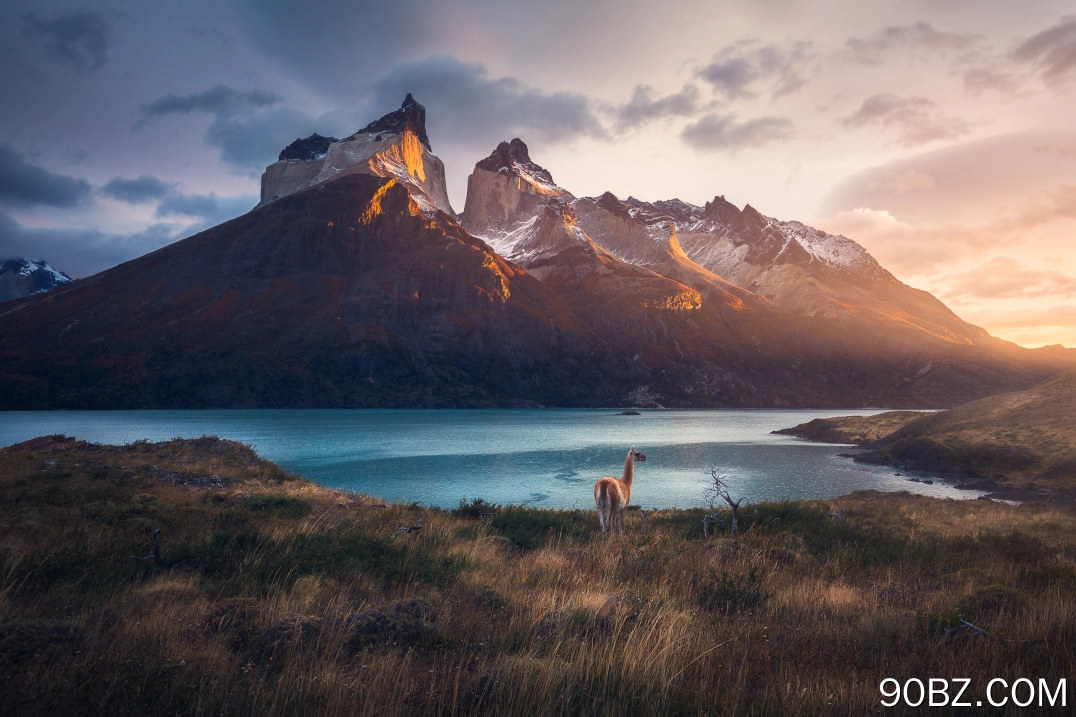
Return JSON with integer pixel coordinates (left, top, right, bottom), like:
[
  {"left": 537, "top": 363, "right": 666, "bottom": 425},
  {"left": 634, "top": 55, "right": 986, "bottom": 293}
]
[
  {"left": 0, "top": 259, "right": 72, "bottom": 303},
  {"left": 0, "top": 95, "right": 1071, "bottom": 409}
]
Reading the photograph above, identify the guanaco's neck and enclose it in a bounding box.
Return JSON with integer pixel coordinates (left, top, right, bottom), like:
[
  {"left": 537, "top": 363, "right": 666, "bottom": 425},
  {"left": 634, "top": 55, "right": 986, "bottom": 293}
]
[{"left": 622, "top": 451, "right": 634, "bottom": 488}]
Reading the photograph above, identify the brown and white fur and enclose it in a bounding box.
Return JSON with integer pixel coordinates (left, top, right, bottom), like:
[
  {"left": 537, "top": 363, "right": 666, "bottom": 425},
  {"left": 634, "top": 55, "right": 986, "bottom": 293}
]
[{"left": 594, "top": 447, "right": 646, "bottom": 536}]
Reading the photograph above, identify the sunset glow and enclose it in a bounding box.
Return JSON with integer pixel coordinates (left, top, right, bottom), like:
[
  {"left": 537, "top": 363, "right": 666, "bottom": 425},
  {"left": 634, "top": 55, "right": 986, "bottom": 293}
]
[{"left": 1, "top": 1, "right": 1074, "bottom": 346}]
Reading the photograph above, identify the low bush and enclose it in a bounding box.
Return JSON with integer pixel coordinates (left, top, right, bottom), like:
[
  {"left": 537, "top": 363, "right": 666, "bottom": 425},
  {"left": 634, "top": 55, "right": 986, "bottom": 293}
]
[
  {"left": 489, "top": 507, "right": 588, "bottom": 551},
  {"left": 696, "top": 568, "right": 770, "bottom": 615}
]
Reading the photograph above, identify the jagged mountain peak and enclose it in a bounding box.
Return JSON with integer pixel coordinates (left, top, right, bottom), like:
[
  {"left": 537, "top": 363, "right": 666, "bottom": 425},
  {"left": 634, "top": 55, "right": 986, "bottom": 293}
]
[
  {"left": 479, "top": 137, "right": 533, "bottom": 166},
  {"left": 350, "top": 93, "right": 431, "bottom": 150},
  {"left": 278, "top": 133, "right": 339, "bottom": 162},
  {"left": 701, "top": 195, "right": 742, "bottom": 224},
  {"left": 741, "top": 204, "right": 767, "bottom": 224},
  {"left": 475, "top": 137, "right": 556, "bottom": 187},
  {"left": 260, "top": 93, "right": 453, "bottom": 215},
  {"left": 595, "top": 191, "right": 632, "bottom": 219}
]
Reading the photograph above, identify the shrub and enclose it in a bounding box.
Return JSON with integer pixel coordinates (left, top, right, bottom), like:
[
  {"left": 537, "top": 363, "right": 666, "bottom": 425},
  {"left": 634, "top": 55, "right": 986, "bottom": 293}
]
[
  {"left": 489, "top": 507, "right": 587, "bottom": 551},
  {"left": 1021, "top": 565, "right": 1076, "bottom": 589},
  {"left": 957, "top": 585, "right": 1029, "bottom": 618},
  {"left": 917, "top": 608, "right": 965, "bottom": 635},
  {"left": 696, "top": 569, "right": 770, "bottom": 615},
  {"left": 245, "top": 493, "right": 311, "bottom": 518},
  {"left": 452, "top": 497, "right": 499, "bottom": 519}
]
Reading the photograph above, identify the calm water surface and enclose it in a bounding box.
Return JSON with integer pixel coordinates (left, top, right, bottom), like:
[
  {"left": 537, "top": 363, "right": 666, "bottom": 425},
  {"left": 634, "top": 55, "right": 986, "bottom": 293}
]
[{"left": 0, "top": 409, "right": 972, "bottom": 508}]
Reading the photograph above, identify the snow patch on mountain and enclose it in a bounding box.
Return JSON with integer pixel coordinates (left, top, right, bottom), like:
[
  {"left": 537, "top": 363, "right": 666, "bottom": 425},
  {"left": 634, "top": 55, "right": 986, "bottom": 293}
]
[
  {"left": 775, "top": 220, "right": 875, "bottom": 271},
  {"left": 478, "top": 214, "right": 541, "bottom": 260},
  {"left": 0, "top": 259, "right": 73, "bottom": 302}
]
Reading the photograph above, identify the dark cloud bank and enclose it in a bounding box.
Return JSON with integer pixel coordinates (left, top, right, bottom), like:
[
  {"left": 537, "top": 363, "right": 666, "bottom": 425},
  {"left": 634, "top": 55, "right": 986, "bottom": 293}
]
[
  {"left": 21, "top": 10, "right": 112, "bottom": 72},
  {"left": 0, "top": 144, "right": 91, "bottom": 208}
]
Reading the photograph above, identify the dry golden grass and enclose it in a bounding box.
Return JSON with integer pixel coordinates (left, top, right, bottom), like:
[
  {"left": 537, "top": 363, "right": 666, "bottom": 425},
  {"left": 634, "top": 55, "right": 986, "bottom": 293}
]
[
  {"left": 774, "top": 411, "right": 930, "bottom": 445},
  {"left": 2, "top": 436, "right": 1076, "bottom": 715},
  {"left": 788, "top": 368, "right": 1076, "bottom": 493}
]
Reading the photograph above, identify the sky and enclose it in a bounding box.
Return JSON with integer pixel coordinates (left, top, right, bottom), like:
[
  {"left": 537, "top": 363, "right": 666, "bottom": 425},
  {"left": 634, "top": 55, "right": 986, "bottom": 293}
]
[{"left": 1, "top": 0, "right": 1075, "bottom": 348}]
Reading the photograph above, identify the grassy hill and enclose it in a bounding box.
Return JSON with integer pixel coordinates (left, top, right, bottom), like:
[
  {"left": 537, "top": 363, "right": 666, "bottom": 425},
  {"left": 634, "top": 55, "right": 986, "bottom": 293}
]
[
  {"left": 779, "top": 368, "right": 1076, "bottom": 498},
  {"left": 773, "top": 411, "right": 931, "bottom": 444},
  {"left": 867, "top": 368, "right": 1076, "bottom": 485},
  {"left": 3, "top": 436, "right": 1076, "bottom": 715}
]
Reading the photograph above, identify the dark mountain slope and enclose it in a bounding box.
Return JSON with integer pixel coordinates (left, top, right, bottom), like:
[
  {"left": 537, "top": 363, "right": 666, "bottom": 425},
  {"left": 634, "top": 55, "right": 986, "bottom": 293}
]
[{"left": 0, "top": 174, "right": 617, "bottom": 409}]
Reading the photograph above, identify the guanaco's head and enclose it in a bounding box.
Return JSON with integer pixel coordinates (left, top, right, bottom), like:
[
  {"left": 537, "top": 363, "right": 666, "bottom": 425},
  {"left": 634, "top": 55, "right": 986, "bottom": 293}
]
[{"left": 629, "top": 446, "right": 646, "bottom": 462}]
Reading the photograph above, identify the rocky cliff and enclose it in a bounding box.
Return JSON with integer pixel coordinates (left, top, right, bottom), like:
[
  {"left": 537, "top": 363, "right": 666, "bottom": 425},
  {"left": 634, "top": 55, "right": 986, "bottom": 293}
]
[{"left": 260, "top": 95, "right": 454, "bottom": 216}]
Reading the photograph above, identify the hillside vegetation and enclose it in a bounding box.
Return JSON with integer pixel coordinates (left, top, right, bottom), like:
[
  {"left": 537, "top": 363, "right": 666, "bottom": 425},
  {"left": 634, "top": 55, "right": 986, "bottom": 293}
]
[
  {"left": 779, "top": 368, "right": 1076, "bottom": 499},
  {"left": 773, "top": 411, "right": 930, "bottom": 444},
  {"left": 867, "top": 368, "right": 1076, "bottom": 485},
  {"left": 3, "top": 436, "right": 1076, "bottom": 715}
]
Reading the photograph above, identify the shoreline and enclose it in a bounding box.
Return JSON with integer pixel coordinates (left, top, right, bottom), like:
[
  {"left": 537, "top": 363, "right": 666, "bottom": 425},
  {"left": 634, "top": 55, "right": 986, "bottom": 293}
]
[{"left": 777, "top": 412, "right": 1076, "bottom": 506}]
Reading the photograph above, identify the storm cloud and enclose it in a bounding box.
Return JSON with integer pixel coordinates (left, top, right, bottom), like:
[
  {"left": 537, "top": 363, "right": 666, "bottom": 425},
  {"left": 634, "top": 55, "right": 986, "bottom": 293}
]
[
  {"left": 614, "top": 84, "right": 701, "bottom": 132},
  {"left": 1012, "top": 15, "right": 1076, "bottom": 90},
  {"left": 680, "top": 113, "right": 794, "bottom": 151},
  {"left": 100, "top": 175, "right": 178, "bottom": 204},
  {"left": 155, "top": 192, "right": 257, "bottom": 225},
  {"left": 370, "top": 55, "right": 607, "bottom": 148},
  {"left": 846, "top": 21, "right": 980, "bottom": 65},
  {"left": 137, "top": 85, "right": 284, "bottom": 126},
  {"left": 135, "top": 85, "right": 319, "bottom": 173},
  {"left": 0, "top": 144, "right": 92, "bottom": 208},
  {"left": 840, "top": 94, "right": 970, "bottom": 146},
  {"left": 696, "top": 41, "right": 814, "bottom": 99},
  {"left": 22, "top": 10, "right": 112, "bottom": 72},
  {"left": 0, "top": 211, "right": 175, "bottom": 277}
]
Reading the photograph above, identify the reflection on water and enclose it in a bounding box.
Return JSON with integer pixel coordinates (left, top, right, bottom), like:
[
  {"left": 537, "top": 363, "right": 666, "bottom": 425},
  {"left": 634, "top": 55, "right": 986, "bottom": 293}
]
[{"left": 0, "top": 408, "right": 971, "bottom": 508}]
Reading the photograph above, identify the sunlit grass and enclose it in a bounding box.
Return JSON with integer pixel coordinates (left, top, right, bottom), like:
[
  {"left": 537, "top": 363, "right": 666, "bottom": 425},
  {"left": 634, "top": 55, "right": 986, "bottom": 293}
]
[{"left": 2, "top": 436, "right": 1075, "bottom": 715}]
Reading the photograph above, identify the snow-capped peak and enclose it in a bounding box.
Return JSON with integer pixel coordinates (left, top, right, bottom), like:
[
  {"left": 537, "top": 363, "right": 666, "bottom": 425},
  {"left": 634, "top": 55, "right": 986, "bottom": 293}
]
[
  {"left": 773, "top": 220, "right": 876, "bottom": 271},
  {"left": 0, "top": 258, "right": 73, "bottom": 302}
]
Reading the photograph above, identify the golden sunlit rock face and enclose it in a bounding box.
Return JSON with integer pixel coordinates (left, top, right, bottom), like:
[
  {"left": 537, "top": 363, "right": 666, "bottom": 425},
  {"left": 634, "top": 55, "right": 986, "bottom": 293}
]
[
  {"left": 642, "top": 289, "right": 702, "bottom": 310},
  {"left": 367, "top": 131, "right": 427, "bottom": 185},
  {"left": 259, "top": 97, "right": 453, "bottom": 217}
]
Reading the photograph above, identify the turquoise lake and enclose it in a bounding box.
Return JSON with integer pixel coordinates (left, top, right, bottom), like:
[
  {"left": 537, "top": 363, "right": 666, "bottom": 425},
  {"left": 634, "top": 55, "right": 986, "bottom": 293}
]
[{"left": 0, "top": 409, "right": 974, "bottom": 508}]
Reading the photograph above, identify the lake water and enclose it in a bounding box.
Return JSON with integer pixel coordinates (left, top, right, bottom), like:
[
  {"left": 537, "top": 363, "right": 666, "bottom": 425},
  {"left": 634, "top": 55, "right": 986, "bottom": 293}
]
[{"left": 0, "top": 409, "right": 974, "bottom": 508}]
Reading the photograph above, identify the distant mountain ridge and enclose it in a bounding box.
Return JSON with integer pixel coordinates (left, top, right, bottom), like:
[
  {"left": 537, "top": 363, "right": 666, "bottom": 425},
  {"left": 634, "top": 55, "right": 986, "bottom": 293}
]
[
  {"left": 0, "top": 259, "right": 72, "bottom": 303},
  {"left": 0, "top": 99, "right": 1071, "bottom": 410}
]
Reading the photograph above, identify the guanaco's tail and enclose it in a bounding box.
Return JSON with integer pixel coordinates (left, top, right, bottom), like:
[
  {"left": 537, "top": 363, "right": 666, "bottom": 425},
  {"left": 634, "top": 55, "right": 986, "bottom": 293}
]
[{"left": 595, "top": 480, "right": 610, "bottom": 531}]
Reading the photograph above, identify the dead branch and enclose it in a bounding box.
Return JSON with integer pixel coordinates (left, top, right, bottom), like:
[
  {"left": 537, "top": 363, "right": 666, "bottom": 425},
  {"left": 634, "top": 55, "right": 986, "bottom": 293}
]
[
  {"left": 130, "top": 528, "right": 161, "bottom": 564},
  {"left": 391, "top": 515, "right": 423, "bottom": 542},
  {"left": 944, "top": 619, "right": 1035, "bottom": 644},
  {"left": 704, "top": 467, "right": 750, "bottom": 537},
  {"left": 829, "top": 510, "right": 846, "bottom": 522},
  {"left": 702, "top": 512, "right": 723, "bottom": 539}
]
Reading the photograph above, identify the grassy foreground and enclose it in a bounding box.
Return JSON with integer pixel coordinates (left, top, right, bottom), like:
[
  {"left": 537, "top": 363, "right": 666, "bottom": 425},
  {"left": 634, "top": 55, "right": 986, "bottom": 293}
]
[{"left": 3, "top": 436, "right": 1076, "bottom": 715}]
